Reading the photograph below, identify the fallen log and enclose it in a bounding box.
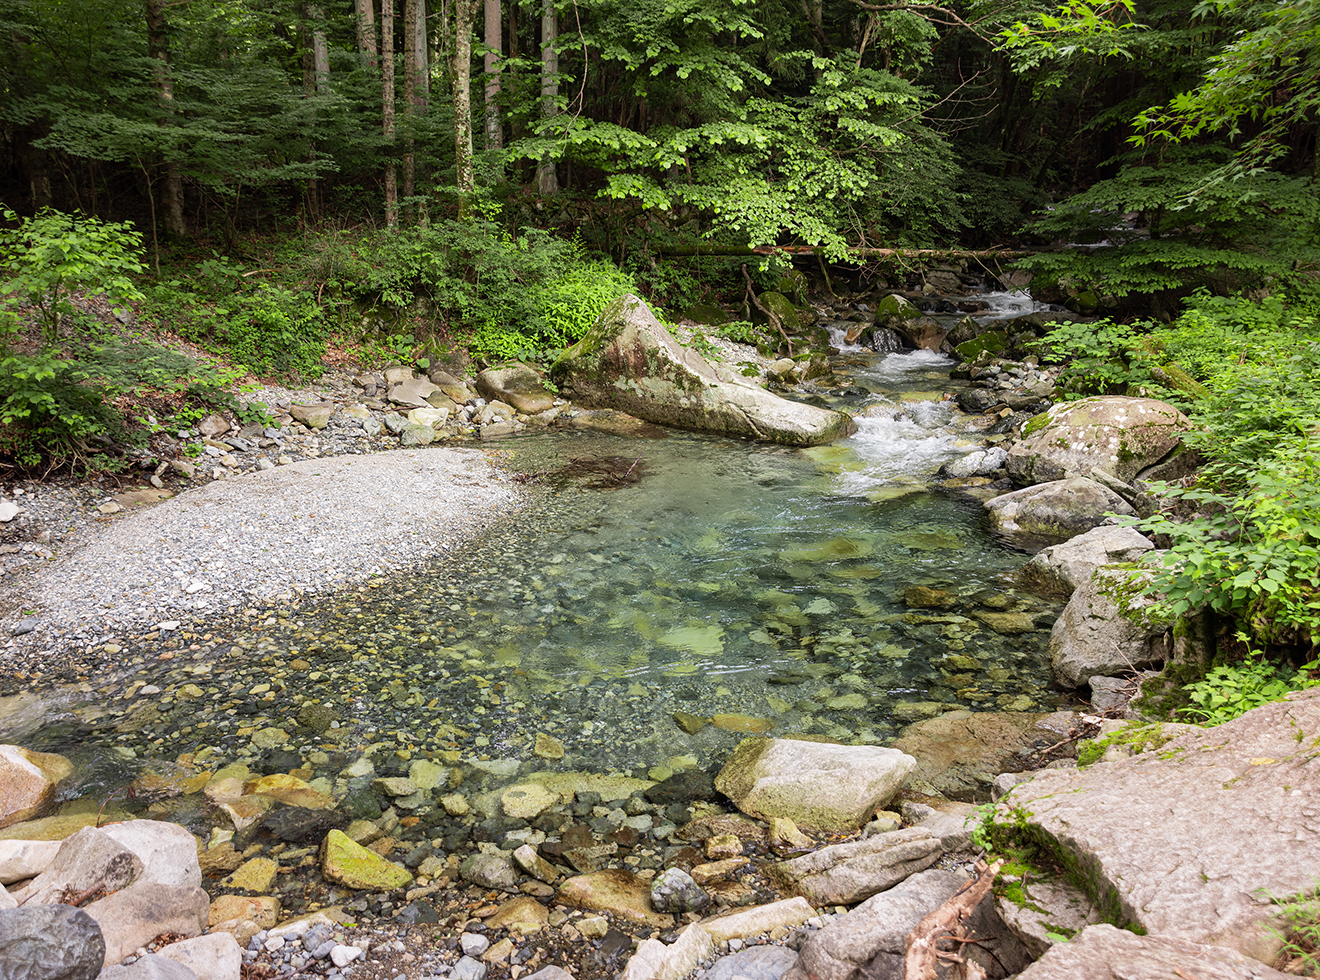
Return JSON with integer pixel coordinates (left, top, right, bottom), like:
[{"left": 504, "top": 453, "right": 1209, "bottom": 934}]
[
  {"left": 904, "top": 858, "right": 1005, "bottom": 980},
  {"left": 654, "top": 245, "right": 1034, "bottom": 260}
]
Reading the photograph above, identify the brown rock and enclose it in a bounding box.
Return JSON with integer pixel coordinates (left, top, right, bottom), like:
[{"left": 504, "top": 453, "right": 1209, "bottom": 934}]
[
  {"left": 84, "top": 880, "right": 210, "bottom": 967},
  {"left": 556, "top": 869, "right": 674, "bottom": 929},
  {"left": 0, "top": 745, "right": 73, "bottom": 829}
]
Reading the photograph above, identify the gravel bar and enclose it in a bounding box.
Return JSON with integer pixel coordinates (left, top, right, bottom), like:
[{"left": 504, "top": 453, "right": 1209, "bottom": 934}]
[{"left": 0, "top": 448, "right": 526, "bottom": 663}]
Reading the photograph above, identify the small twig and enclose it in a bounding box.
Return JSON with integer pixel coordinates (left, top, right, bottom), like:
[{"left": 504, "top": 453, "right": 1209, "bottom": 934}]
[{"left": 742, "top": 264, "right": 793, "bottom": 357}]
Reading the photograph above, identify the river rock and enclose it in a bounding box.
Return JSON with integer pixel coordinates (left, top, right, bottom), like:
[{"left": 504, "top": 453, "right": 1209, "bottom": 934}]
[
  {"left": 889, "top": 710, "right": 1077, "bottom": 799},
  {"left": 0, "top": 839, "right": 60, "bottom": 883},
  {"left": 556, "top": 869, "right": 674, "bottom": 929},
  {"left": 99, "top": 954, "right": 197, "bottom": 980},
  {"left": 1005, "top": 396, "right": 1190, "bottom": 486},
  {"left": 0, "top": 904, "right": 106, "bottom": 980},
  {"left": 995, "top": 689, "right": 1320, "bottom": 963},
  {"left": 699, "top": 897, "right": 816, "bottom": 943},
  {"left": 12, "top": 827, "right": 144, "bottom": 906},
  {"left": 155, "top": 933, "right": 242, "bottom": 980},
  {"left": 476, "top": 365, "right": 556, "bottom": 414},
  {"left": 321, "top": 830, "right": 413, "bottom": 891},
  {"left": 995, "top": 878, "right": 1104, "bottom": 958},
  {"left": 984, "top": 478, "right": 1135, "bottom": 547},
  {"left": 650, "top": 867, "right": 709, "bottom": 914},
  {"left": 289, "top": 404, "right": 333, "bottom": 429},
  {"left": 1015, "top": 924, "right": 1293, "bottom": 980},
  {"left": 940, "top": 447, "right": 1007, "bottom": 479},
  {"left": 83, "top": 881, "right": 209, "bottom": 968},
  {"left": 703, "top": 946, "right": 799, "bottom": 980},
  {"left": 550, "top": 295, "right": 855, "bottom": 447},
  {"left": 387, "top": 376, "right": 441, "bottom": 408},
  {"left": 0, "top": 745, "right": 72, "bottom": 829},
  {"left": 486, "top": 896, "right": 549, "bottom": 937},
  {"left": 619, "top": 923, "right": 714, "bottom": 980},
  {"left": 784, "top": 868, "right": 1030, "bottom": 980},
  {"left": 768, "top": 827, "right": 942, "bottom": 905},
  {"left": 101, "top": 820, "right": 202, "bottom": 890},
  {"left": 1019, "top": 524, "right": 1155, "bottom": 597},
  {"left": 715, "top": 738, "right": 916, "bottom": 831},
  {"left": 459, "top": 853, "right": 517, "bottom": 890},
  {"left": 874, "top": 295, "right": 947, "bottom": 352},
  {"left": 1050, "top": 567, "right": 1169, "bottom": 687}
]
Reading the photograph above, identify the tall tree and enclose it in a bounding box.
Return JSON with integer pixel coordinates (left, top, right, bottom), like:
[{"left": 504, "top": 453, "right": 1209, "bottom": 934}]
[
  {"left": 483, "top": 0, "right": 502, "bottom": 151},
  {"left": 403, "top": 0, "right": 418, "bottom": 210},
  {"left": 356, "top": 0, "right": 379, "bottom": 67},
  {"left": 452, "top": 0, "right": 476, "bottom": 196},
  {"left": 143, "top": 0, "right": 185, "bottom": 237},
  {"left": 383, "top": 0, "right": 398, "bottom": 224},
  {"left": 534, "top": 0, "right": 558, "bottom": 195}
]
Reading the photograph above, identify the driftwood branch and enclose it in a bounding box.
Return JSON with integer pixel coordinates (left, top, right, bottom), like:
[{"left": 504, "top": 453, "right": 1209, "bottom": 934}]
[
  {"left": 904, "top": 859, "right": 1004, "bottom": 980},
  {"left": 657, "top": 244, "right": 1033, "bottom": 260},
  {"left": 742, "top": 263, "right": 793, "bottom": 357}
]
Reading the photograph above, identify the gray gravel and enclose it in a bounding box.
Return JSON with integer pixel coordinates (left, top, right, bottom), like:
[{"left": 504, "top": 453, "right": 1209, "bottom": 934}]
[{"left": 0, "top": 448, "right": 525, "bottom": 659}]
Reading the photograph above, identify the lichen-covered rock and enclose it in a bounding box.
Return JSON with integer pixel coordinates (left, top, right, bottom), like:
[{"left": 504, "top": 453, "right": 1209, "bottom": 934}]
[
  {"left": 715, "top": 738, "right": 916, "bottom": 831},
  {"left": 995, "top": 690, "right": 1320, "bottom": 964},
  {"left": 320, "top": 830, "right": 413, "bottom": 891},
  {"left": 1006, "top": 396, "right": 1190, "bottom": 486},
  {"left": 1050, "top": 567, "right": 1169, "bottom": 687},
  {"left": 550, "top": 295, "right": 854, "bottom": 447},
  {"left": 984, "top": 478, "right": 1135, "bottom": 548},
  {"left": 1019, "top": 524, "right": 1155, "bottom": 597}
]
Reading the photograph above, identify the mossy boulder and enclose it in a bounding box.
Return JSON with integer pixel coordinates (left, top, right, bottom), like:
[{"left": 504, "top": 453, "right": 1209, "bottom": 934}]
[
  {"left": 550, "top": 295, "right": 855, "bottom": 447},
  {"left": 874, "top": 294, "right": 947, "bottom": 352},
  {"left": 320, "top": 829, "right": 413, "bottom": 890},
  {"left": 1006, "top": 396, "right": 1191, "bottom": 486},
  {"left": 954, "top": 330, "right": 1008, "bottom": 362},
  {"left": 755, "top": 291, "right": 813, "bottom": 333}
]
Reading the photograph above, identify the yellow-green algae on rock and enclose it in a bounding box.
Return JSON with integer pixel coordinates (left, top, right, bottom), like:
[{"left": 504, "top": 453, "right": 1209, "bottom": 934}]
[{"left": 321, "top": 829, "right": 413, "bottom": 890}]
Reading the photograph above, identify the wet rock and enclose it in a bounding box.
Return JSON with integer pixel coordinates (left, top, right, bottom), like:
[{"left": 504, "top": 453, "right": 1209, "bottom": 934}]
[
  {"left": 997, "top": 690, "right": 1320, "bottom": 963},
  {"left": 261, "top": 807, "right": 342, "bottom": 844},
  {"left": 0, "top": 904, "right": 106, "bottom": 980},
  {"left": 768, "top": 827, "right": 942, "bottom": 905},
  {"left": 984, "top": 478, "right": 1135, "bottom": 547},
  {"left": 650, "top": 868, "right": 710, "bottom": 914},
  {"left": 501, "top": 783, "right": 559, "bottom": 820},
  {"left": 550, "top": 295, "right": 855, "bottom": 447},
  {"left": 0, "top": 745, "right": 73, "bottom": 830},
  {"left": 1050, "top": 567, "right": 1169, "bottom": 687},
  {"left": 221, "top": 857, "right": 276, "bottom": 893},
  {"left": 644, "top": 770, "right": 716, "bottom": 804},
  {"left": 940, "top": 447, "right": 1007, "bottom": 479},
  {"left": 84, "top": 881, "right": 209, "bottom": 968},
  {"left": 320, "top": 830, "right": 413, "bottom": 891},
  {"left": 1016, "top": 924, "right": 1292, "bottom": 980},
  {"left": 1006, "top": 396, "right": 1190, "bottom": 486},
  {"left": 556, "top": 869, "right": 675, "bottom": 929},
  {"left": 715, "top": 738, "right": 916, "bottom": 831},
  {"left": 459, "top": 853, "right": 517, "bottom": 890},
  {"left": 890, "top": 710, "right": 1076, "bottom": 799},
  {"left": 1019, "top": 524, "right": 1155, "bottom": 597}
]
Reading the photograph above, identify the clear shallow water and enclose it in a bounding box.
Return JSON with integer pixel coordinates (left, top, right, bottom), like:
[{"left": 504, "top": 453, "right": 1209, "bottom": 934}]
[{"left": 26, "top": 350, "right": 1064, "bottom": 797}]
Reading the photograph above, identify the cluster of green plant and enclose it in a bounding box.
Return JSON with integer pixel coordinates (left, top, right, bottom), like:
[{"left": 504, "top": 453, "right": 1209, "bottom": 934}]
[
  {"left": 1269, "top": 894, "right": 1320, "bottom": 976},
  {"left": 1177, "top": 634, "right": 1320, "bottom": 725},
  {"left": 0, "top": 209, "right": 273, "bottom": 471},
  {"left": 1029, "top": 319, "right": 1153, "bottom": 397},
  {"left": 312, "top": 214, "right": 636, "bottom": 364}
]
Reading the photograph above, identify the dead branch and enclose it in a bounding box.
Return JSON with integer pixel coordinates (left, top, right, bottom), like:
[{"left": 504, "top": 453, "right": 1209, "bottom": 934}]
[
  {"left": 904, "top": 859, "right": 1005, "bottom": 980},
  {"left": 742, "top": 264, "right": 794, "bottom": 357}
]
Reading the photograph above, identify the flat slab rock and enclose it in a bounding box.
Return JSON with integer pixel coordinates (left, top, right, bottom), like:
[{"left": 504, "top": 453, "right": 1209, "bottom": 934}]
[
  {"left": 996, "top": 688, "right": 1320, "bottom": 963},
  {"left": 1017, "top": 924, "right": 1293, "bottom": 980}
]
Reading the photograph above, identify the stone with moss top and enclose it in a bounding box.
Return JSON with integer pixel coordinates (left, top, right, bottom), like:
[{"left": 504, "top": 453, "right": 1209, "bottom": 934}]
[{"left": 320, "top": 829, "right": 413, "bottom": 891}]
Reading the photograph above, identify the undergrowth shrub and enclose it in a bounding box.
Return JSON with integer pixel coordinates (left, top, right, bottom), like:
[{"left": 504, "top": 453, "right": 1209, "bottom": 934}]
[{"left": 1178, "top": 633, "right": 1320, "bottom": 725}]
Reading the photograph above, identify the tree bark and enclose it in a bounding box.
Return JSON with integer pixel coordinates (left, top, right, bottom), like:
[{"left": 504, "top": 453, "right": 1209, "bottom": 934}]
[
  {"left": 144, "top": 0, "right": 185, "bottom": 237},
  {"left": 451, "top": 0, "right": 476, "bottom": 197},
  {"left": 310, "top": 6, "right": 330, "bottom": 91},
  {"left": 483, "top": 0, "right": 502, "bottom": 151},
  {"left": 402, "top": 0, "right": 417, "bottom": 215},
  {"left": 356, "top": 0, "right": 378, "bottom": 67},
  {"left": 383, "top": 0, "right": 398, "bottom": 226},
  {"left": 534, "top": 0, "right": 558, "bottom": 195}
]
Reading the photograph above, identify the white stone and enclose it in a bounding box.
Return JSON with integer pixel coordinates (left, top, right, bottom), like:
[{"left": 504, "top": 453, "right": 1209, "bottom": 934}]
[
  {"left": 156, "top": 933, "right": 243, "bottom": 980},
  {"left": 0, "top": 500, "right": 21, "bottom": 522},
  {"left": 330, "top": 945, "right": 363, "bottom": 968}
]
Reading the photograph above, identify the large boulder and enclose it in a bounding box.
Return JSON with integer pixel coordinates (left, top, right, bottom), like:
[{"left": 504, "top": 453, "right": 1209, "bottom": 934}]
[
  {"left": 0, "top": 905, "right": 106, "bottom": 980},
  {"left": 715, "top": 738, "right": 916, "bottom": 831},
  {"left": 993, "top": 689, "right": 1320, "bottom": 964},
  {"left": 874, "top": 295, "right": 947, "bottom": 352},
  {"left": 550, "top": 295, "right": 855, "bottom": 447},
  {"left": 1018, "top": 524, "right": 1155, "bottom": 597},
  {"left": 1006, "top": 396, "right": 1190, "bottom": 486},
  {"left": 1050, "top": 566, "right": 1169, "bottom": 687},
  {"left": 83, "top": 881, "right": 209, "bottom": 968},
  {"left": 1016, "top": 924, "right": 1293, "bottom": 980},
  {"left": 783, "top": 868, "right": 1032, "bottom": 980},
  {"left": 0, "top": 746, "right": 72, "bottom": 829},
  {"left": 476, "top": 365, "right": 556, "bottom": 415},
  {"left": 889, "top": 710, "right": 1078, "bottom": 800},
  {"left": 101, "top": 821, "right": 202, "bottom": 891},
  {"left": 984, "top": 478, "right": 1135, "bottom": 548},
  {"left": 11, "top": 828, "right": 144, "bottom": 906}
]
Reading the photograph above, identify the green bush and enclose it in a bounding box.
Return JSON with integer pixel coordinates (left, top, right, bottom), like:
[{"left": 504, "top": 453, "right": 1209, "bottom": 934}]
[{"left": 1178, "top": 634, "right": 1320, "bottom": 725}]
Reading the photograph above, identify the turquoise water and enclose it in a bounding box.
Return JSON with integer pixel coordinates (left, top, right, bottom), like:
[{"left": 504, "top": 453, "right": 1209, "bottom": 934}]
[{"left": 27, "top": 350, "right": 1065, "bottom": 795}]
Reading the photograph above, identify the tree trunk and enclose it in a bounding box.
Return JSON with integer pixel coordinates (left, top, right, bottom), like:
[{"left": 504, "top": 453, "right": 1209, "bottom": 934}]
[
  {"left": 413, "top": 0, "right": 429, "bottom": 106},
  {"left": 356, "top": 0, "right": 378, "bottom": 67},
  {"left": 534, "top": 0, "right": 558, "bottom": 195},
  {"left": 310, "top": 6, "right": 330, "bottom": 91},
  {"left": 483, "top": 0, "right": 502, "bottom": 151},
  {"left": 451, "top": 0, "right": 476, "bottom": 197},
  {"left": 144, "top": 0, "right": 185, "bottom": 237},
  {"left": 402, "top": 0, "right": 417, "bottom": 217},
  {"left": 383, "top": 0, "right": 398, "bottom": 226}
]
